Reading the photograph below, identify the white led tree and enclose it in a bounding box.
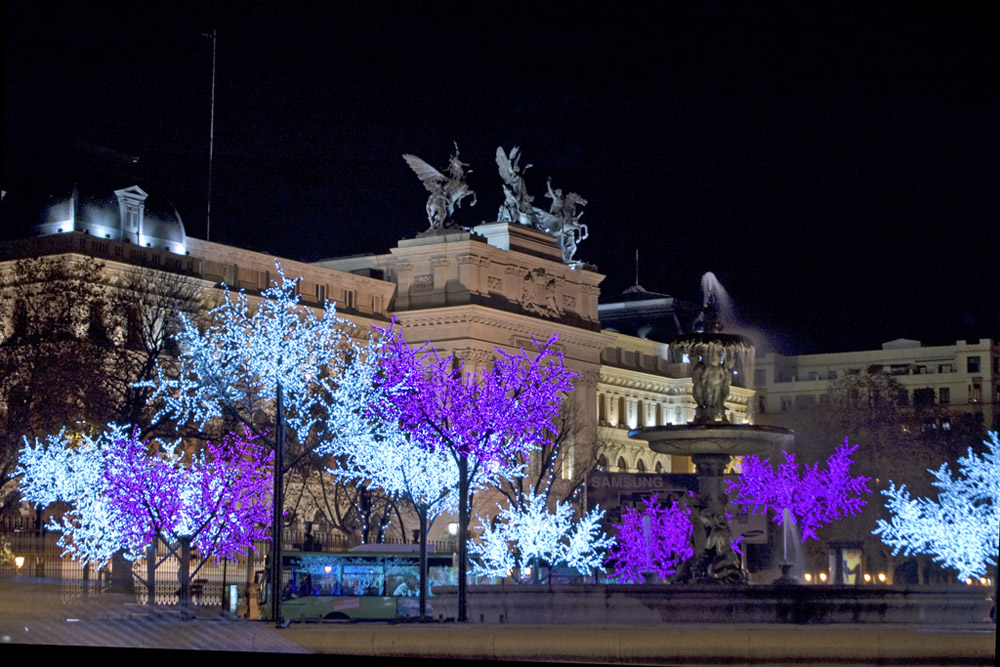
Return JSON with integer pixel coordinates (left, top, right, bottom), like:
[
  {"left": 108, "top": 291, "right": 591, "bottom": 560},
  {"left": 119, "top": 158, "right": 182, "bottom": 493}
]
[
  {"left": 874, "top": 431, "right": 999, "bottom": 582},
  {"left": 143, "top": 263, "right": 385, "bottom": 624},
  {"left": 329, "top": 427, "right": 512, "bottom": 617},
  {"left": 470, "top": 490, "right": 611, "bottom": 582},
  {"left": 18, "top": 425, "right": 137, "bottom": 567}
]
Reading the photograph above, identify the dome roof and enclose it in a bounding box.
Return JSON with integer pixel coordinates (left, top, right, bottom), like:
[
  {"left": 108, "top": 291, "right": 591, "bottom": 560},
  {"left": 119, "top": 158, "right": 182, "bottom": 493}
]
[{"left": 2, "top": 154, "right": 188, "bottom": 254}]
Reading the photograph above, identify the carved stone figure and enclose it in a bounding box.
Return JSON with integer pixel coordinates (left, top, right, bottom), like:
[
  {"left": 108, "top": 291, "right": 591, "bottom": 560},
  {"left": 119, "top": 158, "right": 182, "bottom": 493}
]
[
  {"left": 544, "top": 178, "right": 588, "bottom": 263},
  {"left": 690, "top": 343, "right": 734, "bottom": 423},
  {"left": 495, "top": 146, "right": 591, "bottom": 263},
  {"left": 671, "top": 493, "right": 748, "bottom": 585},
  {"left": 403, "top": 143, "right": 477, "bottom": 234},
  {"left": 519, "top": 268, "right": 561, "bottom": 318},
  {"left": 495, "top": 146, "right": 536, "bottom": 227}
]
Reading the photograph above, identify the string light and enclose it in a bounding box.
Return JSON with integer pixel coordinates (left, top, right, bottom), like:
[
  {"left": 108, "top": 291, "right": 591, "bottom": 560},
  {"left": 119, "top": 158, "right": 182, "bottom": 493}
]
[
  {"left": 726, "top": 438, "right": 871, "bottom": 542},
  {"left": 874, "top": 431, "right": 999, "bottom": 581},
  {"left": 469, "top": 490, "right": 611, "bottom": 579}
]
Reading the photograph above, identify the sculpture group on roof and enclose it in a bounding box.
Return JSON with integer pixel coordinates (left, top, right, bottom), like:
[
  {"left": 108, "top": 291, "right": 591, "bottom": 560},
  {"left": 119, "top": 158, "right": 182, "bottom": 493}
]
[{"left": 403, "top": 144, "right": 588, "bottom": 264}]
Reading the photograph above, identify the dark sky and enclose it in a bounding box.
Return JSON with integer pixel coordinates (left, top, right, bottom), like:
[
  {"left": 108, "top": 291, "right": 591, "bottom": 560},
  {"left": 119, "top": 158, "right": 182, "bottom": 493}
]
[{"left": 4, "top": 1, "right": 998, "bottom": 354}]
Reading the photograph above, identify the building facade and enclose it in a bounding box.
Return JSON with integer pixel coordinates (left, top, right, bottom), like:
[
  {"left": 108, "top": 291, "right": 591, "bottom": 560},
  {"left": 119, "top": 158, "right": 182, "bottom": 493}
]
[
  {"left": 3, "top": 175, "right": 748, "bottom": 543},
  {"left": 754, "top": 338, "right": 999, "bottom": 431}
]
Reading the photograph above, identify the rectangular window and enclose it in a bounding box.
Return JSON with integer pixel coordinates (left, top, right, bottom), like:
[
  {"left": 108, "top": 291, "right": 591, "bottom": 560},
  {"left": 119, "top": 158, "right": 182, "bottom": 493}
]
[
  {"left": 970, "top": 380, "right": 983, "bottom": 403},
  {"left": 754, "top": 369, "right": 767, "bottom": 386},
  {"left": 780, "top": 396, "right": 793, "bottom": 412},
  {"left": 967, "top": 356, "right": 981, "bottom": 373},
  {"left": 939, "top": 387, "right": 950, "bottom": 404}
]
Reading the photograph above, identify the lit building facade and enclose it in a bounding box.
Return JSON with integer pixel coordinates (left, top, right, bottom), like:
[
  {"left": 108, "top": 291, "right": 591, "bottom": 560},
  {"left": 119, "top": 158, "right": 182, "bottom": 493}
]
[
  {"left": 754, "top": 338, "right": 999, "bottom": 430},
  {"left": 3, "top": 175, "right": 741, "bottom": 542}
]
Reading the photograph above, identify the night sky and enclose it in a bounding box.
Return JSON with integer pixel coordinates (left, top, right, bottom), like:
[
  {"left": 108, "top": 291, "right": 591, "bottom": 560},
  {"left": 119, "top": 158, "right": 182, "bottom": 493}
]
[{"left": 4, "top": 1, "right": 998, "bottom": 355}]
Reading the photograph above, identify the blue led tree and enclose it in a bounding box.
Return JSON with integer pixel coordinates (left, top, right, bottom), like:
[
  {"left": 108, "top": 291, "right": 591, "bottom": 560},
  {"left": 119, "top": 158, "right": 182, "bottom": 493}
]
[
  {"left": 470, "top": 489, "right": 611, "bottom": 582},
  {"left": 143, "top": 263, "right": 386, "bottom": 624},
  {"left": 874, "top": 431, "right": 999, "bottom": 581},
  {"left": 329, "top": 423, "right": 513, "bottom": 617}
]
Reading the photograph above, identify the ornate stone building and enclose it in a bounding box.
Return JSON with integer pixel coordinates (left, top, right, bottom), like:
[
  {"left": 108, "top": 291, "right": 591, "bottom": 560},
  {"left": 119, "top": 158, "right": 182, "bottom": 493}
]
[{"left": 1, "top": 171, "right": 755, "bottom": 542}]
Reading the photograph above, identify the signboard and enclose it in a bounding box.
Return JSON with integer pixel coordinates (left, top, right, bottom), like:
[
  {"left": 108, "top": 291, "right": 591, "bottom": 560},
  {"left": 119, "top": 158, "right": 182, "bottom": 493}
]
[{"left": 586, "top": 472, "right": 769, "bottom": 545}]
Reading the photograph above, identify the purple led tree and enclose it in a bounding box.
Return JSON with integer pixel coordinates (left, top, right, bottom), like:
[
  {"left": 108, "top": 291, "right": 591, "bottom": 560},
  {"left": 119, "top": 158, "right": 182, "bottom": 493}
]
[
  {"left": 104, "top": 429, "right": 272, "bottom": 613},
  {"left": 18, "top": 426, "right": 272, "bottom": 611},
  {"left": 607, "top": 494, "right": 694, "bottom": 584},
  {"left": 727, "top": 439, "right": 871, "bottom": 544},
  {"left": 373, "top": 325, "right": 576, "bottom": 621}
]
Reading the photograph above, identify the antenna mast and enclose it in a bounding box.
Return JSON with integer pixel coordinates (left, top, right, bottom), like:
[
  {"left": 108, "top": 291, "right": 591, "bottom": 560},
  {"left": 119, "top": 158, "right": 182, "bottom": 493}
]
[{"left": 206, "top": 29, "right": 217, "bottom": 242}]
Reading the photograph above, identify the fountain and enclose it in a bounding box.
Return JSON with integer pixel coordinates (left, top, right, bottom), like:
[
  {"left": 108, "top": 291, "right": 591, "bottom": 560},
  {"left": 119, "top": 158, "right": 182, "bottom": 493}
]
[
  {"left": 629, "top": 272, "right": 793, "bottom": 584},
  {"left": 433, "top": 273, "right": 994, "bottom": 624}
]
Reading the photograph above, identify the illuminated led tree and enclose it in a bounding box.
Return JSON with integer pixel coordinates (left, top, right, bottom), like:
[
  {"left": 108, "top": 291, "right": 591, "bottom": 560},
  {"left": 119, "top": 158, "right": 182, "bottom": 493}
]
[
  {"left": 374, "top": 325, "right": 576, "bottom": 621},
  {"left": 330, "top": 428, "right": 512, "bottom": 616},
  {"left": 470, "top": 490, "right": 611, "bottom": 581},
  {"left": 606, "top": 494, "right": 694, "bottom": 584},
  {"left": 874, "top": 431, "right": 999, "bottom": 581},
  {"left": 144, "top": 264, "right": 384, "bottom": 624},
  {"left": 18, "top": 426, "right": 272, "bottom": 610},
  {"left": 18, "top": 425, "right": 137, "bottom": 567},
  {"left": 727, "top": 439, "right": 871, "bottom": 542}
]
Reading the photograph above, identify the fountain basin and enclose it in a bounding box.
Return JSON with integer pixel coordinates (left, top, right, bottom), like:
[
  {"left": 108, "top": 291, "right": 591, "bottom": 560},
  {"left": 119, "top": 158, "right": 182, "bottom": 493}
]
[
  {"left": 630, "top": 423, "right": 793, "bottom": 457},
  {"left": 430, "top": 584, "right": 995, "bottom": 625}
]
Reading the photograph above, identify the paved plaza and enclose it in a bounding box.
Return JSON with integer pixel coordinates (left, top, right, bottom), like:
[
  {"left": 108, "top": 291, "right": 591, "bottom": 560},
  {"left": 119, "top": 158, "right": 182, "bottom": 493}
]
[{"left": 1, "top": 579, "right": 994, "bottom": 664}]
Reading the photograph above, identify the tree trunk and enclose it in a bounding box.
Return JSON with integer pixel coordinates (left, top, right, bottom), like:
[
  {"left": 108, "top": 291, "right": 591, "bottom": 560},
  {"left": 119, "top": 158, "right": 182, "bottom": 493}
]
[
  {"left": 147, "top": 542, "right": 156, "bottom": 605},
  {"left": 418, "top": 505, "right": 428, "bottom": 619},
  {"left": 271, "top": 381, "right": 286, "bottom": 627},
  {"left": 458, "top": 455, "right": 469, "bottom": 622},
  {"left": 179, "top": 535, "right": 191, "bottom": 618}
]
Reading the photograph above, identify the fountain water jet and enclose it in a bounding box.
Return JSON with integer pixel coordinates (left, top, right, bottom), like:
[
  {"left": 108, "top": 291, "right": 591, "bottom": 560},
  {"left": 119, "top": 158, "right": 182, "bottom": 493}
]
[{"left": 775, "top": 508, "right": 805, "bottom": 584}]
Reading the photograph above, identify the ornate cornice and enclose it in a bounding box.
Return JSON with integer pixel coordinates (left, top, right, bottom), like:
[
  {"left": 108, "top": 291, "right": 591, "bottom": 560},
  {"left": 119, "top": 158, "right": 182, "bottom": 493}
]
[
  {"left": 394, "top": 306, "right": 612, "bottom": 352},
  {"left": 456, "top": 254, "right": 488, "bottom": 267},
  {"left": 598, "top": 367, "right": 690, "bottom": 394}
]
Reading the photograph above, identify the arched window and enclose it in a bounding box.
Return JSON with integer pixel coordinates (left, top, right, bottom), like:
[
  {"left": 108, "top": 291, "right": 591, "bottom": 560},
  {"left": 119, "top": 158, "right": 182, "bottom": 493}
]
[
  {"left": 636, "top": 459, "right": 646, "bottom": 473},
  {"left": 598, "top": 454, "right": 608, "bottom": 470},
  {"left": 617, "top": 457, "right": 627, "bottom": 472},
  {"left": 655, "top": 460, "right": 663, "bottom": 473}
]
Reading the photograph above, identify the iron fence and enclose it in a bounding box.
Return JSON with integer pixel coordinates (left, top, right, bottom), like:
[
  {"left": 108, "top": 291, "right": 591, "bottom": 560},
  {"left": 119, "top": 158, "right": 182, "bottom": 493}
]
[{"left": 2, "top": 521, "right": 456, "bottom": 613}]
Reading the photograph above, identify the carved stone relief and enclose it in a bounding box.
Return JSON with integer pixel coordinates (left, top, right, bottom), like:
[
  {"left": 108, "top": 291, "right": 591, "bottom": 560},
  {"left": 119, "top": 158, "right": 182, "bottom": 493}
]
[{"left": 519, "top": 267, "right": 561, "bottom": 318}]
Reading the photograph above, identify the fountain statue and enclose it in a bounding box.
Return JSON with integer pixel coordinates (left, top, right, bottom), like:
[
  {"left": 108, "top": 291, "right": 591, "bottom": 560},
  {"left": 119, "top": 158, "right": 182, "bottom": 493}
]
[{"left": 629, "top": 273, "right": 793, "bottom": 584}]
